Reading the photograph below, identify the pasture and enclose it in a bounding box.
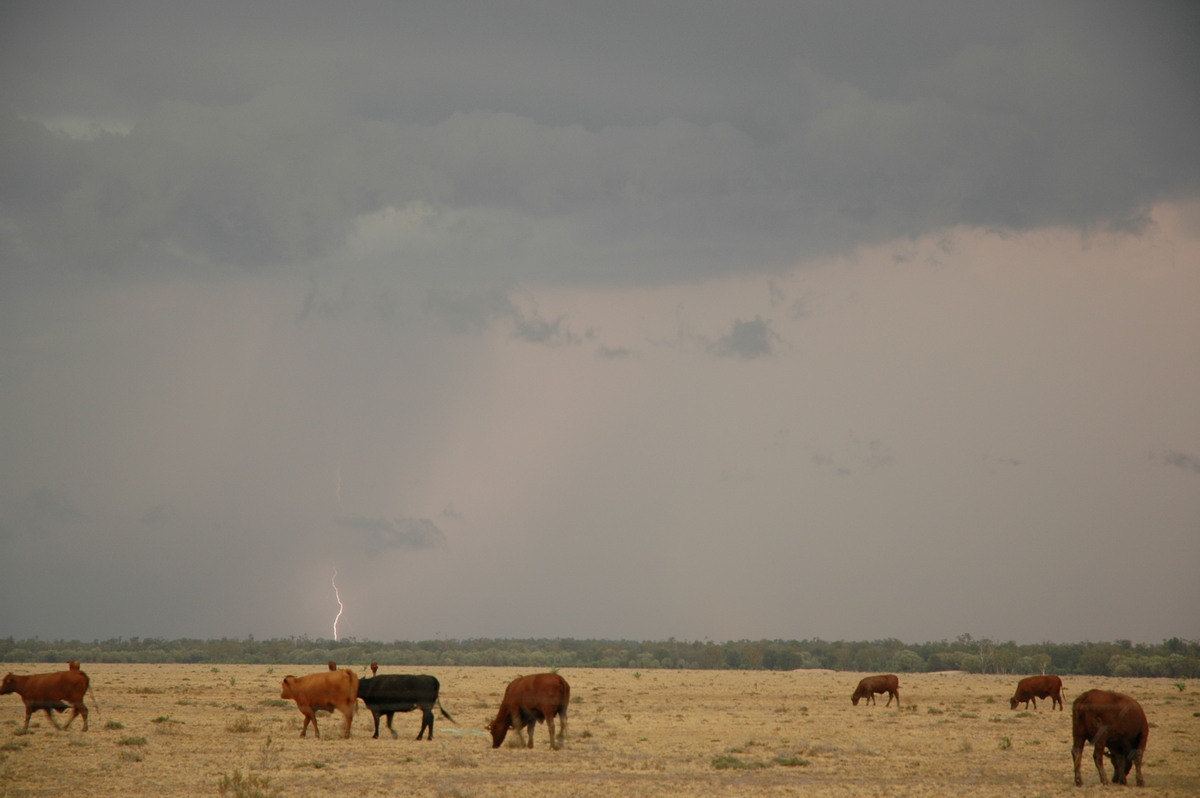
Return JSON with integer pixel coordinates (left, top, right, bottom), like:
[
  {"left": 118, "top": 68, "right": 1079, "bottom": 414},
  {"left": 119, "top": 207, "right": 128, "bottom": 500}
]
[{"left": 1, "top": 664, "right": 1197, "bottom": 796}]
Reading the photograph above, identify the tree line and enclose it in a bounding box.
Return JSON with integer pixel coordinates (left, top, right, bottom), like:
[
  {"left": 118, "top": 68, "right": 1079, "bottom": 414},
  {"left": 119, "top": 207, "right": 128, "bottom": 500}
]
[{"left": 1, "top": 634, "right": 1197, "bottom": 678}]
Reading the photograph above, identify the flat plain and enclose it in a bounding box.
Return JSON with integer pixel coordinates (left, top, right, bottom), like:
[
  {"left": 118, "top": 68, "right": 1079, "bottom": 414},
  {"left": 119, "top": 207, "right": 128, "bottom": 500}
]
[{"left": 1, "top": 663, "right": 1197, "bottom": 797}]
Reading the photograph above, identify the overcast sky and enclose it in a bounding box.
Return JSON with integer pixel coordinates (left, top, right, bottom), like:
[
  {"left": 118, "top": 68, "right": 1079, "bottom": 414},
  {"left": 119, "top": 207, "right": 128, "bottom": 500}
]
[{"left": 2, "top": 2, "right": 1198, "bottom": 646}]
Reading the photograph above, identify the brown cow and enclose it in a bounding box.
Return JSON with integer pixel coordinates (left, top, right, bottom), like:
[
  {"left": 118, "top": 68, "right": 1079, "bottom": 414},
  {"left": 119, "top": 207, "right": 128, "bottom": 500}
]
[
  {"left": 1010, "top": 674, "right": 1064, "bottom": 710},
  {"left": 489, "top": 672, "right": 570, "bottom": 749},
  {"left": 280, "top": 668, "right": 359, "bottom": 738},
  {"left": 851, "top": 674, "right": 900, "bottom": 707},
  {"left": 1072, "top": 689, "right": 1148, "bottom": 787},
  {"left": 1, "top": 665, "right": 91, "bottom": 731}
]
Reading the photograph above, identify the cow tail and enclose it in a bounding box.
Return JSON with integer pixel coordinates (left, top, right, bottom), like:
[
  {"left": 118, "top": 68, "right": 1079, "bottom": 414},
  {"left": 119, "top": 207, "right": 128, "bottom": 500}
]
[{"left": 437, "top": 699, "right": 458, "bottom": 725}]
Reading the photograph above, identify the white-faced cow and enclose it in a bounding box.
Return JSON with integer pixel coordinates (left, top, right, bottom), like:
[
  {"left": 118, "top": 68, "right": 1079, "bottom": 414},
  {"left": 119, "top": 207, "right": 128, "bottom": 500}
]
[
  {"left": 1010, "top": 674, "right": 1064, "bottom": 711},
  {"left": 357, "top": 673, "right": 455, "bottom": 739},
  {"left": 1, "top": 662, "right": 91, "bottom": 731},
  {"left": 1072, "top": 689, "right": 1148, "bottom": 787},
  {"left": 489, "top": 673, "right": 570, "bottom": 750},
  {"left": 280, "top": 668, "right": 359, "bottom": 738},
  {"left": 851, "top": 674, "right": 900, "bottom": 707}
]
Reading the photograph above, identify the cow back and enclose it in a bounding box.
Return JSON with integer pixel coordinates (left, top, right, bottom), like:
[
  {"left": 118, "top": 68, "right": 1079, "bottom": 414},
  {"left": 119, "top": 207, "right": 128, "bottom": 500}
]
[
  {"left": 282, "top": 669, "right": 359, "bottom": 706},
  {"left": 1072, "top": 689, "right": 1148, "bottom": 743},
  {"left": 357, "top": 674, "right": 440, "bottom": 710},
  {"left": 2, "top": 669, "right": 88, "bottom": 702}
]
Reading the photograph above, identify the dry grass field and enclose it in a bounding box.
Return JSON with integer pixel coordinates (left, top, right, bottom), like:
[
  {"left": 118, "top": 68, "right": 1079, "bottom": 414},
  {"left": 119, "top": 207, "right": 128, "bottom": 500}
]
[{"left": 2, "top": 663, "right": 1197, "bottom": 797}]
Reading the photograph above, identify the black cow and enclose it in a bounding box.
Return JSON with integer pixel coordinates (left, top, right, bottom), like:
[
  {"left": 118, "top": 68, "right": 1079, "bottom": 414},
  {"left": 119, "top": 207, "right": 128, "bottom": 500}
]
[{"left": 356, "top": 674, "right": 455, "bottom": 739}]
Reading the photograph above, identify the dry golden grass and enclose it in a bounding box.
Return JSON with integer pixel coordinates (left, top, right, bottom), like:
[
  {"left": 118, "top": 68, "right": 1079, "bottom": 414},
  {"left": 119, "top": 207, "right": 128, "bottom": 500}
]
[{"left": 2, "top": 664, "right": 1197, "bottom": 796}]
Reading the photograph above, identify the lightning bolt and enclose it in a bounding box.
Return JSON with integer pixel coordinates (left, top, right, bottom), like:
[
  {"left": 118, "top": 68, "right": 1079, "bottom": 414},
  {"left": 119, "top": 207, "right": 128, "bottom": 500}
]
[{"left": 331, "top": 568, "right": 344, "bottom": 641}]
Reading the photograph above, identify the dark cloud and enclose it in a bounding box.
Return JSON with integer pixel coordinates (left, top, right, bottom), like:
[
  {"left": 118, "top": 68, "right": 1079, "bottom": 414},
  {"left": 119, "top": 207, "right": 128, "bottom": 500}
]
[
  {"left": 334, "top": 514, "right": 447, "bottom": 555},
  {"left": 510, "top": 306, "right": 581, "bottom": 347},
  {"left": 2, "top": 3, "right": 1196, "bottom": 282},
  {"left": 0, "top": 487, "right": 86, "bottom": 539},
  {"left": 707, "top": 316, "right": 778, "bottom": 359},
  {"left": 1153, "top": 450, "right": 1200, "bottom": 474}
]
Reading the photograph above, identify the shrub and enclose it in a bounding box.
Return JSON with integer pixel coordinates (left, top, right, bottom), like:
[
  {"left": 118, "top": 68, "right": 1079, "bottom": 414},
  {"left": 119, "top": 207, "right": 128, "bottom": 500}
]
[
  {"left": 226, "top": 715, "right": 257, "bottom": 734},
  {"left": 217, "top": 770, "right": 281, "bottom": 798}
]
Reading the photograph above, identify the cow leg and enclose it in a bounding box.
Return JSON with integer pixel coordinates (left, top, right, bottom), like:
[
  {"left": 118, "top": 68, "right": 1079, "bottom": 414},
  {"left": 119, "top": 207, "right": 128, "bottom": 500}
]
[
  {"left": 1092, "top": 732, "right": 1110, "bottom": 785},
  {"left": 1132, "top": 745, "right": 1146, "bottom": 787},
  {"left": 302, "top": 711, "right": 319, "bottom": 738},
  {"left": 341, "top": 706, "right": 354, "bottom": 738},
  {"left": 1111, "top": 750, "right": 1127, "bottom": 786},
  {"left": 386, "top": 712, "right": 398, "bottom": 739},
  {"left": 418, "top": 706, "right": 434, "bottom": 740},
  {"left": 38, "top": 706, "right": 64, "bottom": 730},
  {"left": 63, "top": 702, "right": 87, "bottom": 731},
  {"left": 546, "top": 714, "right": 557, "bottom": 750},
  {"left": 1030, "top": 696, "right": 1037, "bottom": 710},
  {"left": 1072, "top": 743, "right": 1086, "bottom": 787},
  {"left": 370, "top": 710, "right": 382, "bottom": 739},
  {"left": 557, "top": 708, "right": 567, "bottom": 748},
  {"left": 512, "top": 718, "right": 529, "bottom": 748}
]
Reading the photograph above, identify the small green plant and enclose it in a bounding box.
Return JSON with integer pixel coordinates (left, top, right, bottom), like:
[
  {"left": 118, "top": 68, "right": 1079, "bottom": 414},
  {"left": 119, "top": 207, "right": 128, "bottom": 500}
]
[
  {"left": 999, "top": 736, "right": 1012, "bottom": 750},
  {"left": 927, "top": 707, "right": 944, "bottom": 715},
  {"left": 257, "top": 736, "right": 282, "bottom": 770},
  {"left": 118, "top": 736, "right": 148, "bottom": 747},
  {"left": 1175, "top": 681, "right": 1186, "bottom": 692},
  {"left": 258, "top": 699, "right": 290, "bottom": 708},
  {"left": 226, "top": 715, "right": 257, "bottom": 734},
  {"left": 230, "top": 676, "right": 237, "bottom": 687},
  {"left": 217, "top": 769, "right": 281, "bottom": 798},
  {"left": 712, "top": 754, "right": 765, "bottom": 770},
  {"left": 152, "top": 716, "right": 183, "bottom": 735},
  {"left": 104, "top": 720, "right": 125, "bottom": 730},
  {"left": 774, "top": 755, "right": 810, "bottom": 767}
]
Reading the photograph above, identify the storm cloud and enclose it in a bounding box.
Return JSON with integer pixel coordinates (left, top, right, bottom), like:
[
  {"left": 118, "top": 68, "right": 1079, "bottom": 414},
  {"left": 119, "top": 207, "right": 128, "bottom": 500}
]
[{"left": 1, "top": 2, "right": 1197, "bottom": 644}]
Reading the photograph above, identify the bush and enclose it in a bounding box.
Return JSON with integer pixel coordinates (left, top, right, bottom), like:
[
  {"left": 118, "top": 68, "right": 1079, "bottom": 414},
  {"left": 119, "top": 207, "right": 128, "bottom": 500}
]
[{"left": 217, "top": 770, "right": 281, "bottom": 798}]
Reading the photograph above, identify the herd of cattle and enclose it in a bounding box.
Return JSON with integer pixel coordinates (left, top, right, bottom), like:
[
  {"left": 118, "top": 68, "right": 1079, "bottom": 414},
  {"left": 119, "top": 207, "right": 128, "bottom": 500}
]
[{"left": 2, "top": 662, "right": 1148, "bottom": 786}]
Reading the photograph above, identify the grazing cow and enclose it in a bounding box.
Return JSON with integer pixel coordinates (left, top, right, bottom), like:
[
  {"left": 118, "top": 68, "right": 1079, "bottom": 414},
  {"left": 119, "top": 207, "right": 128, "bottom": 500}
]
[
  {"left": 1, "top": 665, "right": 91, "bottom": 731},
  {"left": 1010, "top": 674, "right": 1064, "bottom": 711},
  {"left": 357, "top": 674, "right": 455, "bottom": 739},
  {"left": 852, "top": 674, "right": 901, "bottom": 707},
  {"left": 280, "top": 668, "right": 359, "bottom": 739},
  {"left": 1072, "top": 689, "right": 1148, "bottom": 787},
  {"left": 328, "top": 660, "right": 338, "bottom": 671},
  {"left": 489, "top": 673, "right": 570, "bottom": 750},
  {"left": 369, "top": 661, "right": 379, "bottom": 676}
]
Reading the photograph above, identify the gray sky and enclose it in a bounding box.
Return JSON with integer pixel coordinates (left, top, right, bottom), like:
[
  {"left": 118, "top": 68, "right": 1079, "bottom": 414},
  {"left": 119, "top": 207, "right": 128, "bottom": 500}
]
[{"left": 2, "top": 1, "right": 1198, "bottom": 645}]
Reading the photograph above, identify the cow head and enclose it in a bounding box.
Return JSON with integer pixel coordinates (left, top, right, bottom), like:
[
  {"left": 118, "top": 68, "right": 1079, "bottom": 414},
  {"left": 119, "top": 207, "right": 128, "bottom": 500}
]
[
  {"left": 0, "top": 674, "right": 16, "bottom": 695},
  {"left": 489, "top": 717, "right": 511, "bottom": 748},
  {"left": 280, "top": 676, "right": 298, "bottom": 700},
  {"left": 1009, "top": 696, "right": 1019, "bottom": 710}
]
